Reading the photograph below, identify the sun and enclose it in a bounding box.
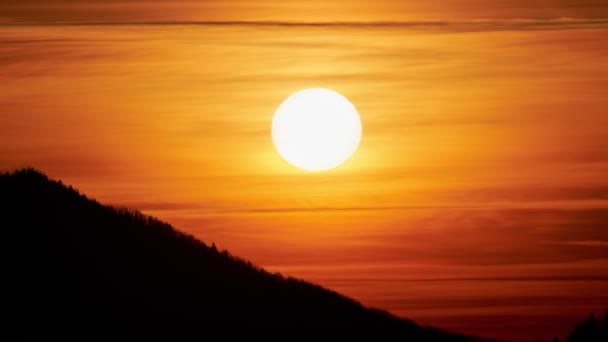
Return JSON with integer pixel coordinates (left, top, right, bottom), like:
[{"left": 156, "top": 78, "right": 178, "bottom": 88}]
[{"left": 272, "top": 88, "right": 362, "bottom": 172}]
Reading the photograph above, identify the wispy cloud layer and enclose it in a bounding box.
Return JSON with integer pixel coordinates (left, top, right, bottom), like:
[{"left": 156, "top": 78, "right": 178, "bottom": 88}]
[
  {"left": 2, "top": 18, "right": 608, "bottom": 33},
  {"left": 3, "top": 0, "right": 608, "bottom": 24}
]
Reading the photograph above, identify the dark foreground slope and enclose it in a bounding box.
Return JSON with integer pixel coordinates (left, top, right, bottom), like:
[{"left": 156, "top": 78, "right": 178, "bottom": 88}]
[
  {"left": 1, "top": 169, "right": 485, "bottom": 341},
  {"left": 564, "top": 311, "right": 608, "bottom": 342}
]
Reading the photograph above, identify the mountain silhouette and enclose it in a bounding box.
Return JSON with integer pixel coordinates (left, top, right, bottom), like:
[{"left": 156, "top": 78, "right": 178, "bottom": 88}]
[
  {"left": 2, "top": 169, "right": 488, "bottom": 341},
  {"left": 563, "top": 310, "right": 608, "bottom": 342}
]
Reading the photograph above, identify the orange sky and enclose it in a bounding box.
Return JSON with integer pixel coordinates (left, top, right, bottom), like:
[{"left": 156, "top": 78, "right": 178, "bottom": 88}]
[
  {"left": 3, "top": 1, "right": 608, "bottom": 22},
  {"left": 1, "top": 1, "right": 608, "bottom": 341}
]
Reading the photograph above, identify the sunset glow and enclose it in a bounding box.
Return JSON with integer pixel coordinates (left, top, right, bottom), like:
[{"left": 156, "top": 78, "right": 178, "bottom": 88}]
[{"left": 1, "top": 1, "right": 608, "bottom": 341}]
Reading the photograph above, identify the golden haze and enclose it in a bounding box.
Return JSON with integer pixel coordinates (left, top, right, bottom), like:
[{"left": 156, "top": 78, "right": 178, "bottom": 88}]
[{"left": 1, "top": 1, "right": 608, "bottom": 341}]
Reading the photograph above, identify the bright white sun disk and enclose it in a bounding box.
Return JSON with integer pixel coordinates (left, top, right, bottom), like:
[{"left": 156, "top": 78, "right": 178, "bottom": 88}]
[{"left": 272, "top": 88, "right": 362, "bottom": 172}]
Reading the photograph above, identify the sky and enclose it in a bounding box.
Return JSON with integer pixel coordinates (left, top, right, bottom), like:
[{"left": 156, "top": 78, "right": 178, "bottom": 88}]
[
  {"left": 3, "top": 0, "right": 608, "bottom": 23},
  {"left": 1, "top": 1, "right": 608, "bottom": 341}
]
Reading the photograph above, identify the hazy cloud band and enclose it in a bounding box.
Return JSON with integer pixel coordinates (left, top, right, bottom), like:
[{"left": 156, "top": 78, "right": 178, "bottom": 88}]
[{"left": 2, "top": 18, "right": 608, "bottom": 32}]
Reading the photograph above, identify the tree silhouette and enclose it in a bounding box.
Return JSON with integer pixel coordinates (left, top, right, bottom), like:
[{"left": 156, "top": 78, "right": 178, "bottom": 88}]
[
  {"left": 566, "top": 310, "right": 608, "bottom": 342},
  {"left": 1, "top": 169, "right": 488, "bottom": 341}
]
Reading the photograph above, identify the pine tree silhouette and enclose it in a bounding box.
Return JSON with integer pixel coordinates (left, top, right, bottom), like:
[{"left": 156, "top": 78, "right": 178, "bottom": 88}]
[{"left": 1, "top": 169, "right": 490, "bottom": 342}]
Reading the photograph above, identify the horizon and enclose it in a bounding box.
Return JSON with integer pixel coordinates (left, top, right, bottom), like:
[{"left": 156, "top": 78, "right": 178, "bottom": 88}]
[{"left": 1, "top": 1, "right": 608, "bottom": 341}]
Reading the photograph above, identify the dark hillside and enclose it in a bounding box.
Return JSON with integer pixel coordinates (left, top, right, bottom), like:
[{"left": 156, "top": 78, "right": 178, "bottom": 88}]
[
  {"left": 565, "top": 310, "right": 608, "bottom": 342},
  {"left": 1, "top": 169, "right": 486, "bottom": 341}
]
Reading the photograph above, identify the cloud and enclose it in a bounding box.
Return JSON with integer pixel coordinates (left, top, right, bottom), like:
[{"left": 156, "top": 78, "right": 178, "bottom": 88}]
[
  {"left": 541, "top": 240, "right": 608, "bottom": 247},
  {"left": 3, "top": 0, "right": 608, "bottom": 25},
  {"left": 2, "top": 18, "right": 608, "bottom": 33}
]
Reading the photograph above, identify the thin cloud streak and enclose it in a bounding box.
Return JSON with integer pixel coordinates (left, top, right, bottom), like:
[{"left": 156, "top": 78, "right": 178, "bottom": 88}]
[
  {"left": 542, "top": 240, "right": 608, "bottom": 247},
  {"left": 2, "top": 18, "right": 608, "bottom": 32},
  {"left": 300, "top": 275, "right": 608, "bottom": 282},
  {"left": 134, "top": 202, "right": 608, "bottom": 214}
]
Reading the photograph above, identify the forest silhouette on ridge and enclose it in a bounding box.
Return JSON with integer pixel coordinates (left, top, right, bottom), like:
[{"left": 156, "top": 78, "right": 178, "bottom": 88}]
[{"left": 2, "top": 168, "right": 490, "bottom": 341}]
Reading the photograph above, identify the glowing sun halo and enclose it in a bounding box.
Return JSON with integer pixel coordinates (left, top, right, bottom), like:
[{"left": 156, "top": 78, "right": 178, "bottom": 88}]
[{"left": 272, "top": 88, "right": 362, "bottom": 172}]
